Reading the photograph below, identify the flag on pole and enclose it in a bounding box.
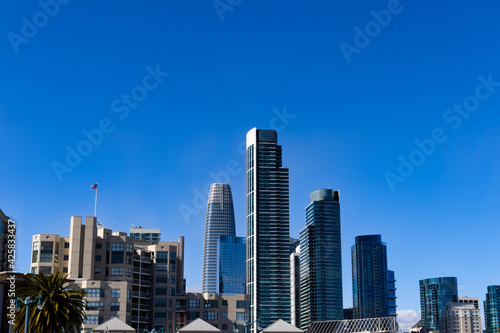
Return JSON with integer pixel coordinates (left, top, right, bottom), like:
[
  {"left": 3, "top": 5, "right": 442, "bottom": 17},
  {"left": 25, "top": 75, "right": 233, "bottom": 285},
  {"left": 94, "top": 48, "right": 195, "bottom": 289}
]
[{"left": 91, "top": 184, "right": 98, "bottom": 189}]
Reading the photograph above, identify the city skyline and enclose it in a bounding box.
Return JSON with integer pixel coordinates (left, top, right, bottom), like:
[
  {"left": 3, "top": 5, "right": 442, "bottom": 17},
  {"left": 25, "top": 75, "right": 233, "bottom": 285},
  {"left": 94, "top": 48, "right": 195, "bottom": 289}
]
[{"left": 2, "top": 1, "right": 500, "bottom": 330}]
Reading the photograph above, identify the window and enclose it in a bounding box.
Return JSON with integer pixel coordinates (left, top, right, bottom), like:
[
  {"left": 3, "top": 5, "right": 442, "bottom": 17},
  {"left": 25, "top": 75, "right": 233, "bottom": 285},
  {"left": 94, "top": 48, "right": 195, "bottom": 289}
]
[
  {"left": 85, "top": 315, "right": 100, "bottom": 324},
  {"left": 40, "top": 241, "right": 53, "bottom": 262},
  {"left": 169, "top": 288, "right": 175, "bottom": 296},
  {"left": 63, "top": 267, "right": 68, "bottom": 273},
  {"left": 237, "top": 301, "right": 250, "bottom": 309},
  {"left": 170, "top": 251, "right": 176, "bottom": 262},
  {"left": 169, "top": 299, "right": 172, "bottom": 308},
  {"left": 39, "top": 266, "right": 51, "bottom": 275},
  {"left": 111, "top": 243, "right": 124, "bottom": 264},
  {"left": 31, "top": 267, "right": 37, "bottom": 274},
  {"left": 222, "top": 300, "right": 228, "bottom": 306},
  {"left": 125, "top": 268, "right": 132, "bottom": 277},
  {"left": 95, "top": 255, "right": 101, "bottom": 262},
  {"left": 155, "top": 311, "right": 167, "bottom": 320},
  {"left": 126, "top": 243, "right": 133, "bottom": 252},
  {"left": 86, "top": 288, "right": 105, "bottom": 298},
  {"left": 155, "top": 299, "right": 167, "bottom": 308},
  {"left": 111, "top": 289, "right": 121, "bottom": 298},
  {"left": 222, "top": 324, "right": 228, "bottom": 331},
  {"left": 94, "top": 267, "right": 101, "bottom": 274},
  {"left": 187, "top": 299, "right": 200, "bottom": 308},
  {"left": 236, "top": 312, "right": 249, "bottom": 321},
  {"left": 63, "top": 255, "right": 69, "bottom": 261},
  {"left": 110, "top": 315, "right": 119, "bottom": 320},
  {"left": 88, "top": 301, "right": 104, "bottom": 311},
  {"left": 32, "top": 242, "right": 39, "bottom": 263},
  {"left": 169, "top": 263, "right": 176, "bottom": 272},
  {"left": 204, "top": 312, "right": 217, "bottom": 321},
  {"left": 187, "top": 312, "right": 199, "bottom": 320},
  {"left": 156, "top": 275, "right": 168, "bottom": 284},
  {"left": 110, "top": 302, "right": 120, "bottom": 311},
  {"left": 96, "top": 243, "right": 102, "bottom": 249},
  {"left": 110, "top": 267, "right": 123, "bottom": 276},
  {"left": 170, "top": 275, "right": 175, "bottom": 284},
  {"left": 204, "top": 300, "right": 218, "bottom": 308},
  {"left": 222, "top": 312, "right": 228, "bottom": 318},
  {"left": 156, "top": 288, "right": 167, "bottom": 295},
  {"left": 156, "top": 251, "right": 168, "bottom": 271},
  {"left": 127, "top": 290, "right": 131, "bottom": 299},
  {"left": 64, "top": 242, "right": 70, "bottom": 248}
]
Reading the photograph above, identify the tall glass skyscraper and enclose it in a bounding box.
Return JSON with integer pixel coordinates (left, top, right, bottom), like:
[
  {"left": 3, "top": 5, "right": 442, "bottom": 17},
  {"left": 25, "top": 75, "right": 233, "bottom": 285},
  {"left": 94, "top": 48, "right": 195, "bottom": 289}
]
[
  {"left": 217, "top": 235, "right": 246, "bottom": 295},
  {"left": 246, "top": 128, "right": 290, "bottom": 331},
  {"left": 388, "top": 270, "right": 397, "bottom": 317},
  {"left": 299, "top": 189, "right": 343, "bottom": 330},
  {"left": 202, "top": 183, "right": 236, "bottom": 293},
  {"left": 419, "top": 277, "right": 458, "bottom": 333},
  {"left": 352, "top": 235, "right": 389, "bottom": 319},
  {"left": 484, "top": 285, "right": 500, "bottom": 333}
]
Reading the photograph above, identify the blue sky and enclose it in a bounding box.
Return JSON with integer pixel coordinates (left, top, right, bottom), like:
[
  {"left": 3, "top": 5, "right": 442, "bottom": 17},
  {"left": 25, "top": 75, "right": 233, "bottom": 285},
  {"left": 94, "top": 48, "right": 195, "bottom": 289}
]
[{"left": 2, "top": 0, "right": 500, "bottom": 328}]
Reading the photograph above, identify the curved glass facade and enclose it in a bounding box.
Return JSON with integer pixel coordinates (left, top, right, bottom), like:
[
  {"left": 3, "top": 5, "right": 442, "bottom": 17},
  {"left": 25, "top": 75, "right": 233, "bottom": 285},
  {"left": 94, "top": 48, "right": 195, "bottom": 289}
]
[
  {"left": 202, "top": 183, "right": 236, "bottom": 293},
  {"left": 300, "top": 189, "right": 343, "bottom": 330},
  {"left": 419, "top": 277, "right": 458, "bottom": 333},
  {"left": 484, "top": 285, "right": 500, "bottom": 333}
]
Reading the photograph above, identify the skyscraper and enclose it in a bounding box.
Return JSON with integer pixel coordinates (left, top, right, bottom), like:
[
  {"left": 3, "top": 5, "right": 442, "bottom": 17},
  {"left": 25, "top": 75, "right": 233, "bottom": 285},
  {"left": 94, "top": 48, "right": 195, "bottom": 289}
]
[
  {"left": 246, "top": 128, "right": 290, "bottom": 331},
  {"left": 484, "top": 285, "right": 500, "bottom": 333},
  {"left": 352, "top": 235, "right": 389, "bottom": 319},
  {"left": 419, "top": 277, "right": 458, "bottom": 333},
  {"left": 388, "top": 270, "right": 397, "bottom": 317},
  {"left": 299, "top": 189, "right": 343, "bottom": 329},
  {"left": 217, "top": 235, "right": 246, "bottom": 295},
  {"left": 290, "top": 245, "right": 300, "bottom": 328},
  {"left": 202, "top": 183, "right": 236, "bottom": 293}
]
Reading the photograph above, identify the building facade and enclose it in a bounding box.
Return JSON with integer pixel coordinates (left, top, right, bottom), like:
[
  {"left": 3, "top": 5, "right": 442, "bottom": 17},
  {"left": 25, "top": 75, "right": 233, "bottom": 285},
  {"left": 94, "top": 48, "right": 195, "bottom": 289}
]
[
  {"left": 388, "top": 270, "right": 397, "bottom": 317},
  {"left": 484, "top": 285, "right": 500, "bottom": 333},
  {"left": 203, "top": 183, "right": 237, "bottom": 294},
  {"left": 440, "top": 302, "right": 482, "bottom": 333},
  {"left": 31, "top": 216, "right": 185, "bottom": 333},
  {"left": 290, "top": 245, "right": 300, "bottom": 328},
  {"left": 130, "top": 226, "right": 161, "bottom": 243},
  {"left": 217, "top": 235, "right": 246, "bottom": 295},
  {"left": 419, "top": 277, "right": 458, "bottom": 333},
  {"left": 351, "top": 235, "right": 389, "bottom": 319},
  {"left": 299, "top": 189, "right": 343, "bottom": 330},
  {"left": 246, "top": 128, "right": 291, "bottom": 330}
]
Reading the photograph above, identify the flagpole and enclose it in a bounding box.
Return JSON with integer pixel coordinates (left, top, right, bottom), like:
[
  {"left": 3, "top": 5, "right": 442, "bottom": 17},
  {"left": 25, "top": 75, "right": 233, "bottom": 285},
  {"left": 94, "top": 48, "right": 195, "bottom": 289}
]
[{"left": 94, "top": 183, "right": 98, "bottom": 217}]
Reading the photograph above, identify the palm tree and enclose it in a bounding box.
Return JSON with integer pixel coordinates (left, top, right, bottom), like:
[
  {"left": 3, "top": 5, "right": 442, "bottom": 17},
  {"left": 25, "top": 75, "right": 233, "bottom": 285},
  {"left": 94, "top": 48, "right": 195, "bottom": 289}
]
[{"left": 13, "top": 269, "right": 87, "bottom": 332}]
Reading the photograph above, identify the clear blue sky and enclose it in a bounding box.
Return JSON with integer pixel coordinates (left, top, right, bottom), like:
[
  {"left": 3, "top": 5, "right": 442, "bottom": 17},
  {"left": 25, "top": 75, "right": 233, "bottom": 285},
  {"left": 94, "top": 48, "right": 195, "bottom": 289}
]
[{"left": 2, "top": 0, "right": 500, "bottom": 328}]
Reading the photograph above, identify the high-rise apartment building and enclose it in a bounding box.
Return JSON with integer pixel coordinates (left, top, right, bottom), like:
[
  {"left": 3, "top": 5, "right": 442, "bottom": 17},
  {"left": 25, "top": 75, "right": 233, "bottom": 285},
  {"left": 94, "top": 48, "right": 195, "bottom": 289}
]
[
  {"left": 31, "top": 216, "right": 185, "bottom": 333},
  {"left": 419, "top": 277, "right": 458, "bottom": 333},
  {"left": 484, "top": 286, "right": 500, "bottom": 333},
  {"left": 290, "top": 245, "right": 300, "bottom": 328},
  {"left": 388, "top": 270, "right": 397, "bottom": 317},
  {"left": 203, "top": 183, "right": 236, "bottom": 294},
  {"left": 246, "top": 128, "right": 291, "bottom": 331},
  {"left": 299, "top": 189, "right": 343, "bottom": 329},
  {"left": 217, "top": 235, "right": 246, "bottom": 295},
  {"left": 440, "top": 302, "right": 482, "bottom": 333},
  {"left": 351, "top": 235, "right": 389, "bottom": 319},
  {"left": 130, "top": 226, "right": 161, "bottom": 243}
]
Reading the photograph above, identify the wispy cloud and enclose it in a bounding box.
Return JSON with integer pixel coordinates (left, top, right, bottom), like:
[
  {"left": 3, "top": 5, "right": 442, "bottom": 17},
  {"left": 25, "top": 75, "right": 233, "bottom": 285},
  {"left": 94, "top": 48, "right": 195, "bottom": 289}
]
[{"left": 397, "top": 309, "right": 420, "bottom": 332}]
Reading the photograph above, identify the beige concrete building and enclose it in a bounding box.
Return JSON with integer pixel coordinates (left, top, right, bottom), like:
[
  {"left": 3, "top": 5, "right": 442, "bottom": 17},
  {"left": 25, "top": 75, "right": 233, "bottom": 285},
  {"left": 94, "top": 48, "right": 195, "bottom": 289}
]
[
  {"left": 440, "top": 302, "right": 482, "bottom": 333},
  {"left": 459, "top": 296, "right": 480, "bottom": 309},
  {"left": 30, "top": 216, "right": 249, "bottom": 333},
  {"left": 31, "top": 216, "right": 185, "bottom": 333}
]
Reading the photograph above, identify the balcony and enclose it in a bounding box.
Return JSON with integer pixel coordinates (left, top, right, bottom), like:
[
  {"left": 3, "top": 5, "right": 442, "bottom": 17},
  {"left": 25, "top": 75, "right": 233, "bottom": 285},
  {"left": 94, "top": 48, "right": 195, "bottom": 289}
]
[
  {"left": 131, "top": 315, "right": 150, "bottom": 323},
  {"left": 132, "top": 291, "right": 150, "bottom": 299},
  {"left": 133, "top": 279, "right": 151, "bottom": 286},
  {"left": 133, "top": 267, "right": 152, "bottom": 275}
]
